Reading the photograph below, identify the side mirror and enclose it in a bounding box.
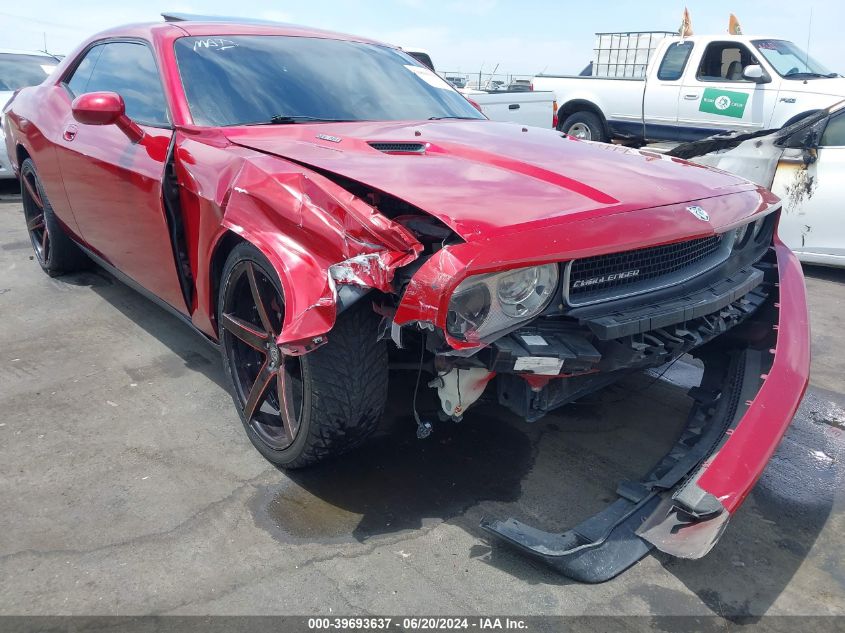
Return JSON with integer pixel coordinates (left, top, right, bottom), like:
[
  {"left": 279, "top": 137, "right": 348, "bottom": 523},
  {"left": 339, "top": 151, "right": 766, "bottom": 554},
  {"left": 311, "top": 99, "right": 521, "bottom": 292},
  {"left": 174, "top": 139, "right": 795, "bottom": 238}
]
[
  {"left": 742, "top": 64, "right": 770, "bottom": 84},
  {"left": 71, "top": 91, "right": 144, "bottom": 143},
  {"left": 784, "top": 116, "right": 828, "bottom": 151}
]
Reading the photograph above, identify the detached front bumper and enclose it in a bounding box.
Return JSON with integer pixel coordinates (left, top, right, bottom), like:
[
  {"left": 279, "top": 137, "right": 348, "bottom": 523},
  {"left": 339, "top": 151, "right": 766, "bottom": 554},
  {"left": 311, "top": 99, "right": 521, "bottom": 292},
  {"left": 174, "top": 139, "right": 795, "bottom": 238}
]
[{"left": 482, "top": 239, "right": 810, "bottom": 582}]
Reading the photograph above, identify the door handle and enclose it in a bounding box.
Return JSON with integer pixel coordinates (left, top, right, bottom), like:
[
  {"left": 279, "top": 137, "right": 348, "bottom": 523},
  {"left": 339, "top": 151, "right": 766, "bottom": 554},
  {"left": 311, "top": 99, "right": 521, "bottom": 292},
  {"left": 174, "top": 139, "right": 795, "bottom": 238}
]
[
  {"left": 63, "top": 125, "right": 78, "bottom": 141},
  {"left": 683, "top": 94, "right": 699, "bottom": 100},
  {"left": 508, "top": 103, "right": 520, "bottom": 110}
]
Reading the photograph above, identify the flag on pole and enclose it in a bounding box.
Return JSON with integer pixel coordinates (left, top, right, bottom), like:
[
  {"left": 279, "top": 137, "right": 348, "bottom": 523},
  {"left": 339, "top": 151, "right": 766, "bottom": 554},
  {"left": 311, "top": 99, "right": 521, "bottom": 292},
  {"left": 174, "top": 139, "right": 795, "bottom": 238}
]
[
  {"left": 679, "top": 8, "right": 694, "bottom": 37},
  {"left": 728, "top": 14, "right": 743, "bottom": 35}
]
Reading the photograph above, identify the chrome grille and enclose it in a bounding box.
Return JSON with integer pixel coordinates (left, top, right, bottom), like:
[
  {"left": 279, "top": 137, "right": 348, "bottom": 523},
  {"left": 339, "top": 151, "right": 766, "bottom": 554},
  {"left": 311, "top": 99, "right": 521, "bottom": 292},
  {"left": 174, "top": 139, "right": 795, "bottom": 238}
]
[{"left": 566, "top": 235, "right": 725, "bottom": 306}]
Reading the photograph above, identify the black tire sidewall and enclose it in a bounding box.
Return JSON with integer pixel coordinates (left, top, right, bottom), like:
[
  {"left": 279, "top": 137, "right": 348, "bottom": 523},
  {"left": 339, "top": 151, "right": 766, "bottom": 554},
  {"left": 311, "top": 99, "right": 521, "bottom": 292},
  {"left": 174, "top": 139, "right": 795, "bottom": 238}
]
[
  {"left": 561, "top": 112, "right": 607, "bottom": 142},
  {"left": 20, "top": 159, "right": 53, "bottom": 272},
  {"left": 20, "top": 158, "right": 87, "bottom": 276},
  {"left": 217, "top": 242, "right": 315, "bottom": 466}
]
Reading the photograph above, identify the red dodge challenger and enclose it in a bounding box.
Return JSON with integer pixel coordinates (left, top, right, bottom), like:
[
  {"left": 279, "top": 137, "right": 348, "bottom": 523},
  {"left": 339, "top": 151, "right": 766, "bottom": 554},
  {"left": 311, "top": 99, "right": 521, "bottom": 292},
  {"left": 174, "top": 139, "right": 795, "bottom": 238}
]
[{"left": 3, "top": 15, "right": 810, "bottom": 582}]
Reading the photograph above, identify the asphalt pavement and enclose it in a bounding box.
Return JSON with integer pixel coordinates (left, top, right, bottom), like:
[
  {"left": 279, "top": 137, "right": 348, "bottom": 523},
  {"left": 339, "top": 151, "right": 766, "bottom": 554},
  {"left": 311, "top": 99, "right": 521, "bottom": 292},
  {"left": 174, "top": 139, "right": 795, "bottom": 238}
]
[{"left": 0, "top": 189, "right": 842, "bottom": 621}]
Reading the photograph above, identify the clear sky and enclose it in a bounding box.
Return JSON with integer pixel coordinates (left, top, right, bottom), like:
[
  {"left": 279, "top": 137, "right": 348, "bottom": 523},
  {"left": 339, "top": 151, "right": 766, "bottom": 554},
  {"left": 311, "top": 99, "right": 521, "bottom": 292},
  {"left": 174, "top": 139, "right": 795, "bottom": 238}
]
[{"left": 2, "top": 1, "right": 842, "bottom": 76}]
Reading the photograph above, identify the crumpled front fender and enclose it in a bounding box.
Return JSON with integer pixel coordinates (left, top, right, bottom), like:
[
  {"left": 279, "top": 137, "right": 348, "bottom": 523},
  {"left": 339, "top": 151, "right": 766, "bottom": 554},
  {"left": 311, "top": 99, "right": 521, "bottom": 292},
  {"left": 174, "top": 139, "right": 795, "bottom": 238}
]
[{"left": 217, "top": 156, "right": 421, "bottom": 352}]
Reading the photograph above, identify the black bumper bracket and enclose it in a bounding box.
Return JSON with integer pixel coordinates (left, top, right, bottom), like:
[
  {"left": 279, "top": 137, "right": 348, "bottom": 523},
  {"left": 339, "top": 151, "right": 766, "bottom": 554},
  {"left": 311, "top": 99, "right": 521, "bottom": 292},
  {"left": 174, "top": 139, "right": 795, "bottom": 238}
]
[{"left": 482, "top": 347, "right": 759, "bottom": 582}]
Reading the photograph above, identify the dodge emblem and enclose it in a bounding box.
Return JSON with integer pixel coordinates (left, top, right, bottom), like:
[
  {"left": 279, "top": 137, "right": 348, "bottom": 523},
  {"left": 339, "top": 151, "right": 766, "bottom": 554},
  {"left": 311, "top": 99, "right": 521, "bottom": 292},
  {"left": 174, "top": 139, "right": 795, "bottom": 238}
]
[{"left": 687, "top": 206, "right": 710, "bottom": 221}]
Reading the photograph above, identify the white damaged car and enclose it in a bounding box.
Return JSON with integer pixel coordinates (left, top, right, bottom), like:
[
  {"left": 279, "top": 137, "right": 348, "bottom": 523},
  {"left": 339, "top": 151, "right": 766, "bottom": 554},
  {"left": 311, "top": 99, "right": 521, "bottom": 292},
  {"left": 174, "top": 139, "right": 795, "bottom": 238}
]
[{"left": 669, "top": 101, "right": 845, "bottom": 267}]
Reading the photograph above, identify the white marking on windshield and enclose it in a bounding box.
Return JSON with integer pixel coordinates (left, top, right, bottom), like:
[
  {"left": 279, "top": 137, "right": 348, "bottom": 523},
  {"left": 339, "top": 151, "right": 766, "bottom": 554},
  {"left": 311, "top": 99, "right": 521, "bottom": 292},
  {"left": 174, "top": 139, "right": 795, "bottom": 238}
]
[{"left": 193, "top": 38, "right": 239, "bottom": 51}]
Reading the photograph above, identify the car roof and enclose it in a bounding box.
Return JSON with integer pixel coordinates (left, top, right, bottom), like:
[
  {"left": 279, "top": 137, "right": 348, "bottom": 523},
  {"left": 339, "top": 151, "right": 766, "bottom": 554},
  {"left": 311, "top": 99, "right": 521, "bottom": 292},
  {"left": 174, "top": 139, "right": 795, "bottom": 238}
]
[
  {"left": 666, "top": 34, "right": 782, "bottom": 43},
  {"left": 86, "top": 18, "right": 389, "bottom": 48}
]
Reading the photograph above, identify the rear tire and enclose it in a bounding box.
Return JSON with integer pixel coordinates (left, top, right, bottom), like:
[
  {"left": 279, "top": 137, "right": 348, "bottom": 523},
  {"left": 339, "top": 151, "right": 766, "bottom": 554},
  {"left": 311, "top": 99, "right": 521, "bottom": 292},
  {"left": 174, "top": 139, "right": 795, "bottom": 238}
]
[
  {"left": 560, "top": 111, "right": 607, "bottom": 143},
  {"left": 20, "top": 158, "right": 89, "bottom": 276},
  {"left": 218, "top": 242, "right": 388, "bottom": 468}
]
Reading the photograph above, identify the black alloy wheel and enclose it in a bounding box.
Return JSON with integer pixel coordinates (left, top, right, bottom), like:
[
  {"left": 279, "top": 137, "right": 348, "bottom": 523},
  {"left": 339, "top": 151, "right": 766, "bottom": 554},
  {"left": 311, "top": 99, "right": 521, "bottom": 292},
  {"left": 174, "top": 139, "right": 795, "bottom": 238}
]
[
  {"left": 218, "top": 241, "right": 389, "bottom": 468},
  {"left": 21, "top": 162, "right": 50, "bottom": 266},
  {"left": 19, "top": 158, "right": 88, "bottom": 276},
  {"left": 219, "top": 259, "right": 305, "bottom": 452}
]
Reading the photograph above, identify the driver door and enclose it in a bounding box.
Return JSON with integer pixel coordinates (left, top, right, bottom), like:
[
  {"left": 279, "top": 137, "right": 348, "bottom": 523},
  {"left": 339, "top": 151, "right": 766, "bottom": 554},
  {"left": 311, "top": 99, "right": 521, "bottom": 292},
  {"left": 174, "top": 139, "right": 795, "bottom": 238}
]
[
  {"left": 54, "top": 41, "right": 187, "bottom": 312},
  {"left": 677, "top": 41, "right": 777, "bottom": 135}
]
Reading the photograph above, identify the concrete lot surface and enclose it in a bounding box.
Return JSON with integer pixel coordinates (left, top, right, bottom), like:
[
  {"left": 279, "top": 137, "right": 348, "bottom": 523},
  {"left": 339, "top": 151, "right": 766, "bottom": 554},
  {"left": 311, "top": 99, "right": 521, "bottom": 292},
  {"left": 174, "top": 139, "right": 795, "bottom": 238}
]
[{"left": 0, "top": 193, "right": 843, "bottom": 619}]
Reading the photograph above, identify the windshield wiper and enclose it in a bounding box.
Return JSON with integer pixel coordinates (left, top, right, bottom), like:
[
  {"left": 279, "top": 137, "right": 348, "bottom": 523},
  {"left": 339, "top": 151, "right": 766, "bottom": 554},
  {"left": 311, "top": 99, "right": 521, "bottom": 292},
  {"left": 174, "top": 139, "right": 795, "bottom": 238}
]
[
  {"left": 784, "top": 72, "right": 837, "bottom": 79},
  {"left": 245, "top": 115, "right": 356, "bottom": 125},
  {"left": 427, "top": 116, "right": 481, "bottom": 120}
]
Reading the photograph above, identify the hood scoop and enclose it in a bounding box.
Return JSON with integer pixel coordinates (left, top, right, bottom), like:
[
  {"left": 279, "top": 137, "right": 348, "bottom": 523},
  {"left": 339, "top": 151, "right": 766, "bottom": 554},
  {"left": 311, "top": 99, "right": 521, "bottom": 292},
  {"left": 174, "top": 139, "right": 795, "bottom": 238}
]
[{"left": 368, "top": 142, "right": 427, "bottom": 155}]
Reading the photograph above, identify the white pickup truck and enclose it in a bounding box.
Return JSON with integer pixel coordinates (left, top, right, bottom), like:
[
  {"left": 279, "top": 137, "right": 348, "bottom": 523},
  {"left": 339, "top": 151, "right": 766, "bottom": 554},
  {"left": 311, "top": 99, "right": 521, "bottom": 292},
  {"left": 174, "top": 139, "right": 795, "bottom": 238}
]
[
  {"left": 533, "top": 34, "right": 845, "bottom": 143},
  {"left": 404, "top": 49, "right": 556, "bottom": 128},
  {"left": 460, "top": 87, "right": 556, "bottom": 128}
]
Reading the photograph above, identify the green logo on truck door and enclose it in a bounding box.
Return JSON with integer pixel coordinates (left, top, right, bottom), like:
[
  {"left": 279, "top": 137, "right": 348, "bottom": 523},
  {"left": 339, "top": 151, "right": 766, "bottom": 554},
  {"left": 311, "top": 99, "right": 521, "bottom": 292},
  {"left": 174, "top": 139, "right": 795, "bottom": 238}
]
[{"left": 699, "top": 88, "right": 748, "bottom": 118}]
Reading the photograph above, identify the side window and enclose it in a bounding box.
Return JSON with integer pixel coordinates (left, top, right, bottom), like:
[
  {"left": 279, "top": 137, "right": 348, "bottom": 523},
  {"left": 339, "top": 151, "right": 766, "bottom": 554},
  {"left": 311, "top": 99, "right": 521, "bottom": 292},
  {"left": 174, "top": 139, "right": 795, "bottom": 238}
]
[
  {"left": 820, "top": 112, "right": 845, "bottom": 147},
  {"left": 657, "top": 42, "right": 694, "bottom": 81},
  {"left": 81, "top": 42, "right": 170, "bottom": 127},
  {"left": 66, "top": 45, "right": 103, "bottom": 96},
  {"left": 697, "top": 42, "right": 757, "bottom": 82}
]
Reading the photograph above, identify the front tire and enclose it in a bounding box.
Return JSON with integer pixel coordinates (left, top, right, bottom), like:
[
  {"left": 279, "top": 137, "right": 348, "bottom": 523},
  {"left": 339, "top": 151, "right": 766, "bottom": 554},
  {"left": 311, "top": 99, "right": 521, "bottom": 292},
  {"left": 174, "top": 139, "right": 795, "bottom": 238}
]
[
  {"left": 217, "top": 242, "right": 388, "bottom": 468},
  {"left": 559, "top": 111, "right": 607, "bottom": 143},
  {"left": 20, "top": 158, "right": 88, "bottom": 276}
]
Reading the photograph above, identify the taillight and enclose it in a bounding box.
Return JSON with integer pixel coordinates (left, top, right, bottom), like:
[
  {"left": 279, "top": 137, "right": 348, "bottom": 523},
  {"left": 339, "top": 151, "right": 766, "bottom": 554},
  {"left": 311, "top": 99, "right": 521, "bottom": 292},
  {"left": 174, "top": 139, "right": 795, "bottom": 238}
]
[
  {"left": 552, "top": 100, "right": 558, "bottom": 129},
  {"left": 468, "top": 98, "right": 483, "bottom": 113},
  {"left": 529, "top": 82, "right": 534, "bottom": 91}
]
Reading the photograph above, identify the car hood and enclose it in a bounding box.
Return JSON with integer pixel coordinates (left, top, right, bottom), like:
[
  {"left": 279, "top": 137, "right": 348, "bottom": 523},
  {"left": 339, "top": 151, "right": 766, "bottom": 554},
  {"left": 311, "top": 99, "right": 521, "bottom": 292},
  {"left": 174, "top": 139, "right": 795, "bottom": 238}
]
[
  {"left": 780, "top": 76, "right": 845, "bottom": 99},
  {"left": 223, "top": 120, "right": 755, "bottom": 241}
]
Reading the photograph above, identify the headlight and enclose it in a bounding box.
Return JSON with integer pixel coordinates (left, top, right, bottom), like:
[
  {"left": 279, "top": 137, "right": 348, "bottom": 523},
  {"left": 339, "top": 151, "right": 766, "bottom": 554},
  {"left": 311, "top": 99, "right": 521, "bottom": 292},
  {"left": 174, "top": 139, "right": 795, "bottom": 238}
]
[
  {"left": 752, "top": 216, "right": 767, "bottom": 241},
  {"left": 733, "top": 221, "right": 752, "bottom": 248},
  {"left": 447, "top": 263, "right": 559, "bottom": 341},
  {"left": 446, "top": 283, "right": 490, "bottom": 337}
]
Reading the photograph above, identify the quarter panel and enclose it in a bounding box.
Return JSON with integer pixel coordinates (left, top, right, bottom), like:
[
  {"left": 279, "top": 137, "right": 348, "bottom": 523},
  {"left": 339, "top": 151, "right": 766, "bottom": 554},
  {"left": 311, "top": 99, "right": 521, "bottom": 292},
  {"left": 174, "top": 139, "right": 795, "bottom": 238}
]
[{"left": 6, "top": 85, "right": 82, "bottom": 237}]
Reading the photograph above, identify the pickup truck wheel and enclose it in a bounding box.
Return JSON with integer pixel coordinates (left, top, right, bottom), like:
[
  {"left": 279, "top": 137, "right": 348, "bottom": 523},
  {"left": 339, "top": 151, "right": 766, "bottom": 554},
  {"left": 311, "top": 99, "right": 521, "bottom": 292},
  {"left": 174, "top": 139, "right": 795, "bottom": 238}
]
[
  {"left": 560, "top": 112, "right": 607, "bottom": 142},
  {"left": 218, "top": 243, "right": 388, "bottom": 468},
  {"left": 20, "top": 158, "right": 89, "bottom": 276}
]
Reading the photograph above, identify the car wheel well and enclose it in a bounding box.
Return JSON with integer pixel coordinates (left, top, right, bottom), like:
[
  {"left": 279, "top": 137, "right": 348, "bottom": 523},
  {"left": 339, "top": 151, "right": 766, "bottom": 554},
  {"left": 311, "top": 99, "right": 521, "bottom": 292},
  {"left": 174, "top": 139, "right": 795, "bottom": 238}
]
[
  {"left": 557, "top": 100, "right": 608, "bottom": 133},
  {"left": 210, "top": 231, "right": 248, "bottom": 332},
  {"left": 16, "top": 144, "right": 31, "bottom": 169}
]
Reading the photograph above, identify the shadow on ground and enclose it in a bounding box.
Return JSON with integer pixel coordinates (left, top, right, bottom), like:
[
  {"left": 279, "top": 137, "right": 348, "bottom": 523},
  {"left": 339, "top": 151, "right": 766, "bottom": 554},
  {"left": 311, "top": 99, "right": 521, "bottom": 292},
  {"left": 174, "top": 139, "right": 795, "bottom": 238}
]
[
  {"left": 0, "top": 179, "right": 21, "bottom": 198},
  {"left": 64, "top": 267, "right": 226, "bottom": 389},
  {"left": 803, "top": 263, "right": 845, "bottom": 284},
  {"left": 252, "top": 385, "right": 536, "bottom": 544}
]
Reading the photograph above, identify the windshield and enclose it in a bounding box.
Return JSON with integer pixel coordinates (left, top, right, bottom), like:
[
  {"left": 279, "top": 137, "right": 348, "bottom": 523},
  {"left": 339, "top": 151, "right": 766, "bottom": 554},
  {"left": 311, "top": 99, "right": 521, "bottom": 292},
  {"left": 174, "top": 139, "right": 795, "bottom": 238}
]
[
  {"left": 0, "top": 53, "right": 58, "bottom": 91},
  {"left": 173, "top": 36, "right": 484, "bottom": 126},
  {"left": 752, "top": 39, "right": 836, "bottom": 78}
]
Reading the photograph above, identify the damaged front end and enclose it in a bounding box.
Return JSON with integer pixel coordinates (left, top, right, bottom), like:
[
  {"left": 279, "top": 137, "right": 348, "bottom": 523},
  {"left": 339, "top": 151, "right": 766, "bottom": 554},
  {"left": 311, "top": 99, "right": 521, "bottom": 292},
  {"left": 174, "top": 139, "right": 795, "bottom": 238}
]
[
  {"left": 481, "top": 237, "right": 808, "bottom": 581},
  {"left": 386, "top": 199, "right": 809, "bottom": 582},
  {"left": 223, "top": 131, "right": 810, "bottom": 582}
]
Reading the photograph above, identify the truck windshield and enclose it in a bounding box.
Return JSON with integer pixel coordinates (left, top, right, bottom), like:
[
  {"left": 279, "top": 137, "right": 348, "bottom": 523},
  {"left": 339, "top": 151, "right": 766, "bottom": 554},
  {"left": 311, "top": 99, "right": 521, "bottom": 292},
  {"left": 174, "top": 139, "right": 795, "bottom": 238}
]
[
  {"left": 173, "top": 35, "right": 484, "bottom": 126},
  {"left": 751, "top": 39, "right": 836, "bottom": 79},
  {"left": 0, "top": 53, "right": 58, "bottom": 91}
]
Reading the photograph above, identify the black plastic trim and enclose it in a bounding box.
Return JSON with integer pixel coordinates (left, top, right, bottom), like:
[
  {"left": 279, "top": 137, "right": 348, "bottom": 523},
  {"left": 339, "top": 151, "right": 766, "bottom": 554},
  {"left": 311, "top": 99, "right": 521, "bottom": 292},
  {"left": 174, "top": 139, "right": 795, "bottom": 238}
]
[
  {"left": 582, "top": 265, "right": 764, "bottom": 339},
  {"left": 482, "top": 347, "right": 762, "bottom": 582}
]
